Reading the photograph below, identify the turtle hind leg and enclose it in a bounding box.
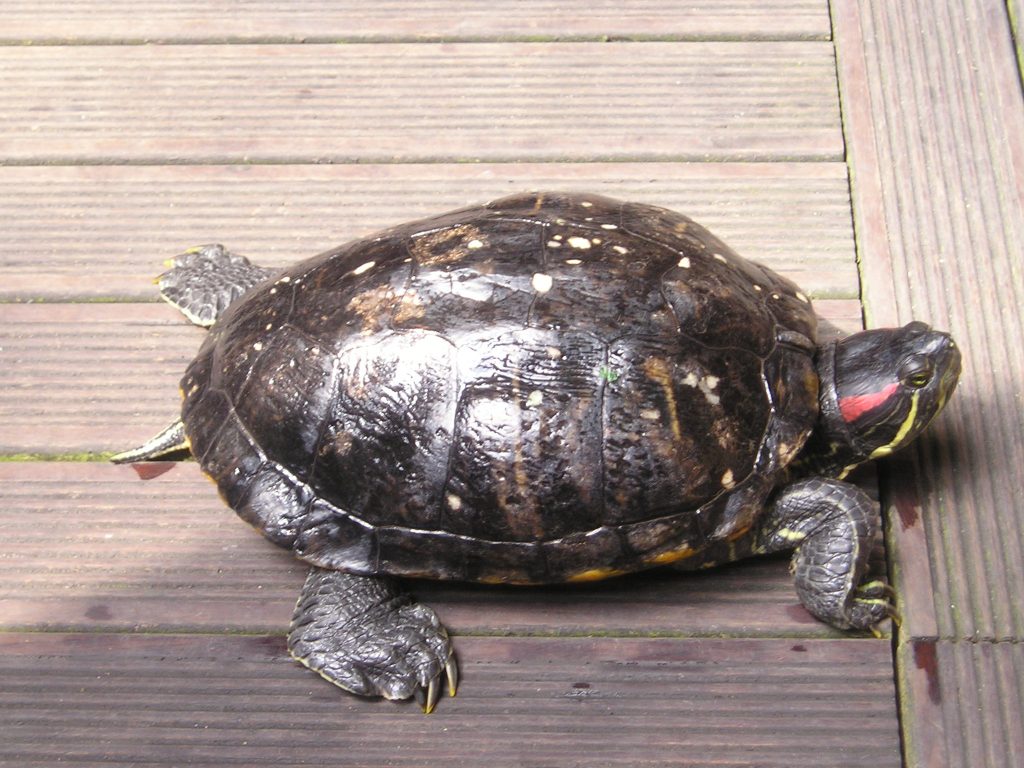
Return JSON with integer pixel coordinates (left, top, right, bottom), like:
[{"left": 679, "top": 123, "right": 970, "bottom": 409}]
[
  {"left": 288, "top": 567, "right": 458, "bottom": 713},
  {"left": 754, "top": 477, "right": 897, "bottom": 631},
  {"left": 110, "top": 419, "right": 189, "bottom": 464},
  {"left": 159, "top": 244, "right": 275, "bottom": 327}
]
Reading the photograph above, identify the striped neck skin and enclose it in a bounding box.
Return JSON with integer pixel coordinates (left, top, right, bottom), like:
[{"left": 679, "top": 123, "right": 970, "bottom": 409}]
[
  {"left": 788, "top": 341, "right": 864, "bottom": 480},
  {"left": 790, "top": 323, "right": 962, "bottom": 481}
]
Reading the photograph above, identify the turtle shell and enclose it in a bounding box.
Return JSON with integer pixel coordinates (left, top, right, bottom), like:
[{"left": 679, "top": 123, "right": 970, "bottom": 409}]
[{"left": 181, "top": 192, "right": 819, "bottom": 584}]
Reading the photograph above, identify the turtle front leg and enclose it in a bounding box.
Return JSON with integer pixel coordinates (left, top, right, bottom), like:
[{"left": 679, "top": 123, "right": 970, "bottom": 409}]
[
  {"left": 288, "top": 567, "right": 457, "bottom": 713},
  {"left": 754, "top": 478, "right": 897, "bottom": 631}
]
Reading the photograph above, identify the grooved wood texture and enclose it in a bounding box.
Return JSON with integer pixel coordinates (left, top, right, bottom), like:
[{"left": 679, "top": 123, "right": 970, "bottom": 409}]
[
  {"left": 0, "top": 163, "right": 857, "bottom": 301},
  {"left": 0, "top": 462, "right": 844, "bottom": 637},
  {"left": 0, "top": 43, "right": 842, "bottom": 164},
  {"left": 897, "top": 640, "right": 1024, "bottom": 768},
  {"left": 0, "top": 1, "right": 831, "bottom": 42},
  {"left": 0, "top": 634, "right": 901, "bottom": 768},
  {"left": 834, "top": 1, "right": 1024, "bottom": 765},
  {"left": 841, "top": 0, "right": 1024, "bottom": 643},
  {"left": 0, "top": 301, "right": 864, "bottom": 454},
  {"left": 0, "top": 0, "right": 932, "bottom": 763}
]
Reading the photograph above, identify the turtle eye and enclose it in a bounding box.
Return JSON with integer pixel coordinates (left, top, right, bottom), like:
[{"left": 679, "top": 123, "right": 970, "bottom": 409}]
[{"left": 899, "top": 354, "right": 934, "bottom": 388}]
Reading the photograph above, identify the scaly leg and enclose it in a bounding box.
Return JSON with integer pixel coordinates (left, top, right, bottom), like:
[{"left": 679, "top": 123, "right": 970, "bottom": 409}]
[
  {"left": 754, "top": 477, "right": 897, "bottom": 631},
  {"left": 288, "top": 567, "right": 458, "bottom": 713}
]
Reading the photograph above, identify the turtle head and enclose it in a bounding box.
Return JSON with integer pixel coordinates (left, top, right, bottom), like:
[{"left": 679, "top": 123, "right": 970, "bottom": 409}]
[{"left": 817, "top": 322, "right": 961, "bottom": 475}]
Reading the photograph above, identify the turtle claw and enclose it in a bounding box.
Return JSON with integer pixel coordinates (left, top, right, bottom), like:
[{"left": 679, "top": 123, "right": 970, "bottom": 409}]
[
  {"left": 417, "top": 676, "right": 440, "bottom": 715},
  {"left": 446, "top": 657, "right": 459, "bottom": 698},
  {"left": 414, "top": 655, "right": 458, "bottom": 713}
]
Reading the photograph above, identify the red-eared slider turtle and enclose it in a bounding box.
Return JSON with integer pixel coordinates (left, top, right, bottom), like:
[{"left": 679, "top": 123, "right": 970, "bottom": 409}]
[{"left": 114, "top": 192, "right": 961, "bottom": 712}]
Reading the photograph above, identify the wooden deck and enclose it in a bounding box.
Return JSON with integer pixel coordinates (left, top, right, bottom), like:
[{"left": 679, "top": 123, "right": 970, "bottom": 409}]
[{"left": 1, "top": 2, "right": 1021, "bottom": 766}]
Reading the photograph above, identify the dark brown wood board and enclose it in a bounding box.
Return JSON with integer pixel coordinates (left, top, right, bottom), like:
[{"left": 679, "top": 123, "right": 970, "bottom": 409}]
[
  {"left": 0, "top": 43, "right": 841, "bottom": 164},
  {"left": 833, "top": 1, "right": 1024, "bottom": 765},
  {"left": 16, "top": 0, "right": 1020, "bottom": 762},
  {"left": 0, "top": 1, "right": 832, "bottom": 42},
  {"left": 0, "top": 634, "right": 901, "bottom": 768},
  {"left": 0, "top": 163, "right": 857, "bottom": 301}
]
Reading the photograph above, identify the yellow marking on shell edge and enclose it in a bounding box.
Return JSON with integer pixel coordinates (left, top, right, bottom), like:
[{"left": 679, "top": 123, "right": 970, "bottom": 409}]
[
  {"left": 869, "top": 388, "right": 921, "bottom": 460},
  {"left": 567, "top": 567, "right": 627, "bottom": 583},
  {"left": 478, "top": 573, "right": 536, "bottom": 586},
  {"left": 478, "top": 574, "right": 509, "bottom": 585},
  {"left": 646, "top": 546, "right": 697, "bottom": 566}
]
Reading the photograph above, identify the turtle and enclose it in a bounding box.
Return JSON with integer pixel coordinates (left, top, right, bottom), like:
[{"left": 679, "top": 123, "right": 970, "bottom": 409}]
[{"left": 114, "top": 191, "right": 961, "bottom": 712}]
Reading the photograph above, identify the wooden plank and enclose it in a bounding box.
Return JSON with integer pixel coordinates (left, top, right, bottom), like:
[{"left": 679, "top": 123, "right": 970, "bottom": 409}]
[
  {"left": 0, "top": 163, "right": 858, "bottom": 301},
  {"left": 0, "top": 1, "right": 832, "bottom": 42},
  {"left": 897, "top": 640, "right": 1024, "bottom": 768},
  {"left": 0, "top": 633, "right": 901, "bottom": 767},
  {"left": 836, "top": 0, "right": 1024, "bottom": 644},
  {"left": 834, "top": 2, "right": 1024, "bottom": 766},
  {"left": 0, "top": 300, "right": 864, "bottom": 455},
  {"left": 0, "top": 461, "right": 857, "bottom": 638},
  {"left": 0, "top": 42, "right": 842, "bottom": 165}
]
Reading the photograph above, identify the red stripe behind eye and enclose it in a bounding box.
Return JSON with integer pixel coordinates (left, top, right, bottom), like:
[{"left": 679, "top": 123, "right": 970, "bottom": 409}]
[{"left": 838, "top": 382, "right": 899, "bottom": 423}]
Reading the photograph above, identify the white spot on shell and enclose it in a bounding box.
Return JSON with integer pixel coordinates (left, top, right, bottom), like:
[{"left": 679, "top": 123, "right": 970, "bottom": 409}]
[
  {"left": 581, "top": 201, "right": 593, "bottom": 208},
  {"left": 565, "top": 258, "right": 583, "bottom": 265},
  {"left": 640, "top": 408, "right": 660, "bottom": 421},
  {"left": 567, "top": 236, "right": 592, "bottom": 250},
  {"left": 289, "top": 359, "right": 296, "bottom": 368},
  {"left": 467, "top": 239, "right": 484, "bottom": 249},
  {"left": 525, "top": 390, "right": 544, "bottom": 408},
  {"left": 678, "top": 257, "right": 691, "bottom": 269},
  {"left": 796, "top": 291, "right": 810, "bottom": 304},
  {"left": 721, "top": 469, "right": 735, "bottom": 489},
  {"left": 546, "top": 347, "right": 563, "bottom": 359},
  {"left": 601, "top": 223, "right": 618, "bottom": 230},
  {"left": 253, "top": 342, "right": 263, "bottom": 351},
  {"left": 554, "top": 234, "right": 564, "bottom": 240},
  {"left": 269, "top": 287, "right": 278, "bottom": 294},
  {"left": 752, "top": 284, "right": 763, "bottom": 292},
  {"left": 353, "top": 260, "right": 376, "bottom": 275},
  {"left": 713, "top": 253, "right": 728, "bottom": 263},
  {"left": 683, "top": 370, "right": 720, "bottom": 405},
  {"left": 532, "top": 273, "right": 554, "bottom": 293},
  {"left": 613, "top": 245, "right": 629, "bottom": 255},
  {"left": 275, "top": 275, "right": 291, "bottom": 284},
  {"left": 591, "top": 237, "right": 602, "bottom": 245},
  {"left": 771, "top": 293, "right": 781, "bottom": 300},
  {"left": 446, "top": 493, "right": 463, "bottom": 511},
  {"left": 547, "top": 239, "right": 562, "bottom": 248}
]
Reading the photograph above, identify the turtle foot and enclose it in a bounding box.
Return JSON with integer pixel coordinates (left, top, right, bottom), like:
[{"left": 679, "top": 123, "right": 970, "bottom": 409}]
[
  {"left": 849, "top": 581, "right": 901, "bottom": 635},
  {"left": 757, "top": 478, "right": 897, "bottom": 633},
  {"left": 288, "top": 567, "right": 457, "bottom": 713}
]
